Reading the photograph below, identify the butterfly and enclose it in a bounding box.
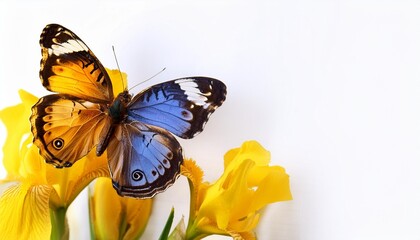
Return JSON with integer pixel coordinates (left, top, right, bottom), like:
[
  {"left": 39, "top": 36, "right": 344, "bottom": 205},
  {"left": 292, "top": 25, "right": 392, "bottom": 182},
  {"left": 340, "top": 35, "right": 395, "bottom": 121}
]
[{"left": 30, "top": 24, "right": 227, "bottom": 198}]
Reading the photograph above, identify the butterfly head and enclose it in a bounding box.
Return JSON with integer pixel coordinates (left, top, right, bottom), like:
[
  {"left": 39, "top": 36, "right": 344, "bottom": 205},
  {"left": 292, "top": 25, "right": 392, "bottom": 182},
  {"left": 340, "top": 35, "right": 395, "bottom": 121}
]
[{"left": 108, "top": 91, "right": 132, "bottom": 123}]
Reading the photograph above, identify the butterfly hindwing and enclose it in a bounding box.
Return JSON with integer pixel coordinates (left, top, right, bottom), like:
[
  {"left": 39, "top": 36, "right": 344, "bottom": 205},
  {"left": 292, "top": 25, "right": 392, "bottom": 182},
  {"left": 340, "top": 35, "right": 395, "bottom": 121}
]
[
  {"left": 127, "top": 77, "right": 227, "bottom": 139},
  {"left": 106, "top": 121, "right": 183, "bottom": 198},
  {"left": 30, "top": 94, "right": 112, "bottom": 167},
  {"left": 40, "top": 24, "right": 114, "bottom": 103}
]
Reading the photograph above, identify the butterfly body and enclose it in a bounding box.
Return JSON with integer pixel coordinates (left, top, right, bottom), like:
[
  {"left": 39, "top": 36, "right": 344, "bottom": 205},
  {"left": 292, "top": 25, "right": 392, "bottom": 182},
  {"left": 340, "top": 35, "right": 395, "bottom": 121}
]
[
  {"left": 94, "top": 92, "right": 129, "bottom": 157},
  {"left": 30, "top": 24, "right": 226, "bottom": 198},
  {"left": 108, "top": 92, "right": 131, "bottom": 122}
]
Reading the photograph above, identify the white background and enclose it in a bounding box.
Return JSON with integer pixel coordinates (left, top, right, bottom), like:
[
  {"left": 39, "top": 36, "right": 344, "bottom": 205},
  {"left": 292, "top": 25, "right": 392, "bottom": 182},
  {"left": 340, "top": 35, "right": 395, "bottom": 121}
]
[{"left": 1, "top": 0, "right": 420, "bottom": 239}]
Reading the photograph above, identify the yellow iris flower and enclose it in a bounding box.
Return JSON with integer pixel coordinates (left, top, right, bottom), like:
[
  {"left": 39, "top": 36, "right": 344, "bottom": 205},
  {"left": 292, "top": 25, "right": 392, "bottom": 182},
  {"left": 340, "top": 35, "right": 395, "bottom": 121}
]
[
  {"left": 0, "top": 67, "right": 292, "bottom": 240},
  {"left": 0, "top": 69, "right": 139, "bottom": 240},
  {"left": 0, "top": 89, "right": 109, "bottom": 240},
  {"left": 182, "top": 141, "right": 292, "bottom": 240},
  {"left": 89, "top": 177, "right": 152, "bottom": 240}
]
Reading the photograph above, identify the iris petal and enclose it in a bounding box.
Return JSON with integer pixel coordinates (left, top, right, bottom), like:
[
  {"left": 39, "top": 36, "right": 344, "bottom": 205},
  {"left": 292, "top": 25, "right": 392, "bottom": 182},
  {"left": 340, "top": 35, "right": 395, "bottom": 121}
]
[
  {"left": 184, "top": 141, "right": 292, "bottom": 239},
  {"left": 0, "top": 90, "right": 38, "bottom": 178},
  {"left": 0, "top": 182, "right": 53, "bottom": 240},
  {"left": 89, "top": 178, "right": 152, "bottom": 239}
]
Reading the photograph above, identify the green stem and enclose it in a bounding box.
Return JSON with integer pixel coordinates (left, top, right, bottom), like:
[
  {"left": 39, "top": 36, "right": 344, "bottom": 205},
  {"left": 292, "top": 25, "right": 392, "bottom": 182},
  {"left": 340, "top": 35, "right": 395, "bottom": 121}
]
[
  {"left": 50, "top": 207, "right": 69, "bottom": 240},
  {"left": 185, "top": 178, "right": 208, "bottom": 240},
  {"left": 186, "top": 178, "right": 196, "bottom": 228},
  {"left": 185, "top": 228, "right": 209, "bottom": 240}
]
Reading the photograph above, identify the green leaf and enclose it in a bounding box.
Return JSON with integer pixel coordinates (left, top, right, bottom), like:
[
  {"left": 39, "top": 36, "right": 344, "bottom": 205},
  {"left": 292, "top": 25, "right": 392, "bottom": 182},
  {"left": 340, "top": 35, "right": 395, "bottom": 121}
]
[
  {"left": 168, "top": 216, "right": 186, "bottom": 240},
  {"left": 159, "top": 207, "right": 175, "bottom": 240}
]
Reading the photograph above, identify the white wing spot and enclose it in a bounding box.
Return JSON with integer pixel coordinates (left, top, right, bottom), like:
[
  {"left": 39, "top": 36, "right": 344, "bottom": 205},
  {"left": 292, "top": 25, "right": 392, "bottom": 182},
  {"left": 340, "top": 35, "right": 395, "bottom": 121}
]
[
  {"left": 51, "top": 39, "right": 88, "bottom": 56},
  {"left": 175, "top": 79, "right": 210, "bottom": 108}
]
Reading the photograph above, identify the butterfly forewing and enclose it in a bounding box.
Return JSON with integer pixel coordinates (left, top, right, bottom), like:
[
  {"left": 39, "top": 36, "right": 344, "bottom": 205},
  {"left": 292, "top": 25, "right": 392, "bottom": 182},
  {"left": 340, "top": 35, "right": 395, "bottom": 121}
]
[
  {"left": 106, "top": 121, "right": 183, "bottom": 198},
  {"left": 40, "top": 24, "right": 114, "bottom": 103},
  {"left": 127, "top": 77, "right": 227, "bottom": 139}
]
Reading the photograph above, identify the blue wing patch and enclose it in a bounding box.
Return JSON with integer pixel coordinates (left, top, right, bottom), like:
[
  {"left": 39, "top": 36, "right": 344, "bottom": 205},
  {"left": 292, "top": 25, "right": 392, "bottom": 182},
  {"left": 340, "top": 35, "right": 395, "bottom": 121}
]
[
  {"left": 107, "top": 121, "right": 183, "bottom": 198},
  {"left": 127, "top": 77, "right": 226, "bottom": 139}
]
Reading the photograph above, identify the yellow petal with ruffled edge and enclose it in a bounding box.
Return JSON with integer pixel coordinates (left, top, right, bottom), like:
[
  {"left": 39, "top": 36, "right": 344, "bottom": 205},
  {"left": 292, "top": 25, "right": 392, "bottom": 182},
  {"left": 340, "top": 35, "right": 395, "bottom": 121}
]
[
  {"left": 187, "top": 141, "right": 292, "bottom": 239},
  {"left": 0, "top": 182, "right": 53, "bottom": 240},
  {"left": 199, "top": 159, "right": 257, "bottom": 231},
  {"left": 248, "top": 165, "right": 292, "bottom": 211},
  {"left": 89, "top": 178, "right": 152, "bottom": 240},
  {"left": 224, "top": 141, "right": 292, "bottom": 212},
  {"left": 19, "top": 144, "right": 48, "bottom": 185},
  {"left": 223, "top": 140, "right": 271, "bottom": 168},
  {"left": 0, "top": 90, "right": 38, "bottom": 179}
]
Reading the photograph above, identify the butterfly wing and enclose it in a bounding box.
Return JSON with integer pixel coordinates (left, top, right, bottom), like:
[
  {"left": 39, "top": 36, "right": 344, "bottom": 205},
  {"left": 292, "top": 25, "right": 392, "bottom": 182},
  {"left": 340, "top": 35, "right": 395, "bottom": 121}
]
[
  {"left": 107, "top": 121, "right": 183, "bottom": 198},
  {"left": 127, "top": 77, "right": 226, "bottom": 138},
  {"left": 30, "top": 94, "right": 112, "bottom": 167},
  {"left": 40, "top": 23, "right": 114, "bottom": 103}
]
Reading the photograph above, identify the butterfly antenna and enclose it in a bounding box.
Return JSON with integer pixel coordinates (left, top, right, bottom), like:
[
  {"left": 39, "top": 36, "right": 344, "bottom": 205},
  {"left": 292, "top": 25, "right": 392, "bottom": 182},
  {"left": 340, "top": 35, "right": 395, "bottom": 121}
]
[
  {"left": 112, "top": 46, "right": 126, "bottom": 89},
  {"left": 128, "top": 67, "right": 166, "bottom": 92}
]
